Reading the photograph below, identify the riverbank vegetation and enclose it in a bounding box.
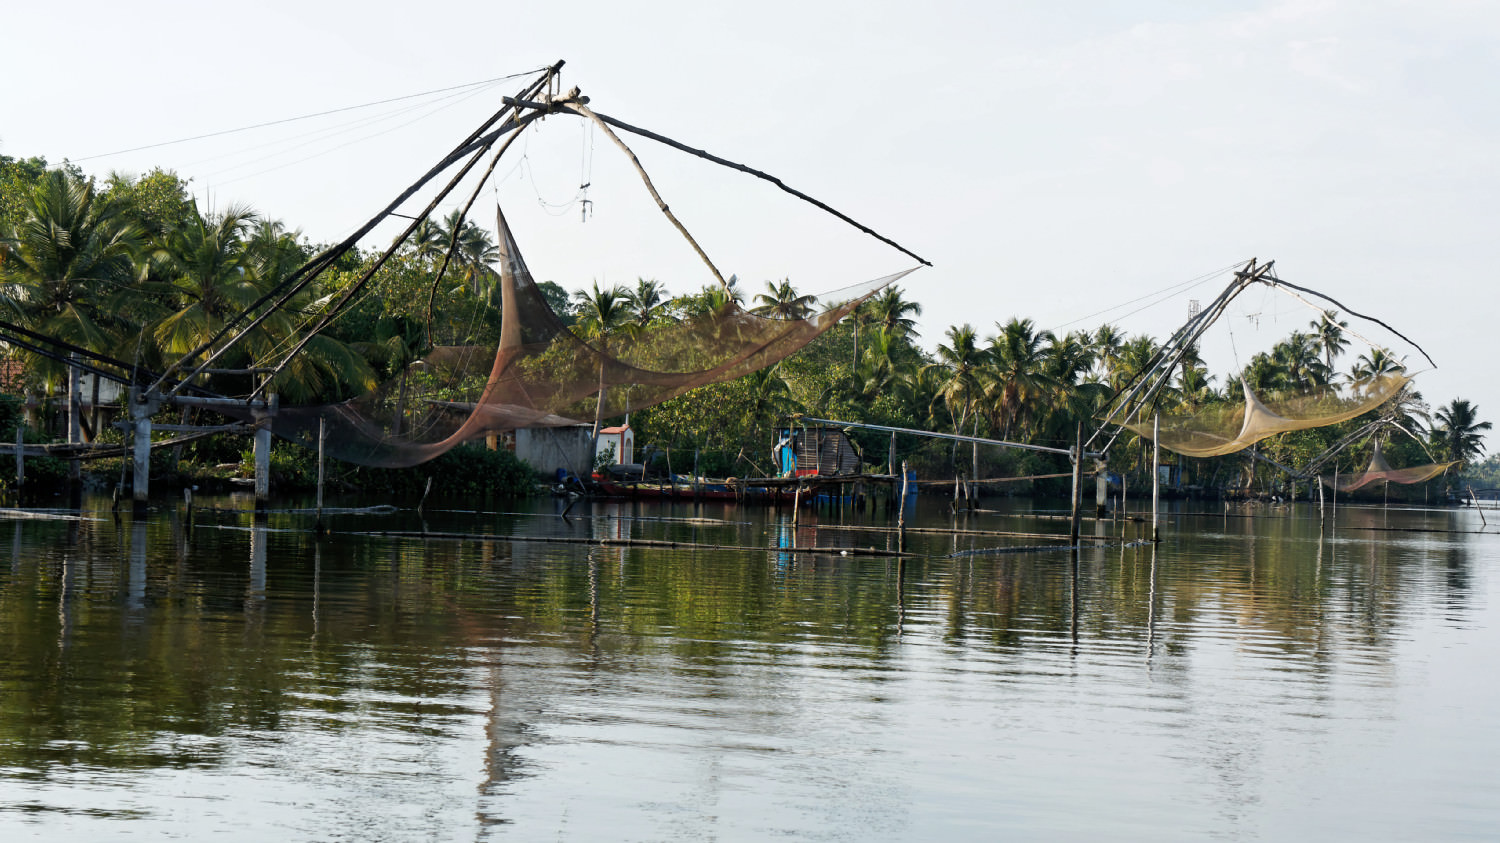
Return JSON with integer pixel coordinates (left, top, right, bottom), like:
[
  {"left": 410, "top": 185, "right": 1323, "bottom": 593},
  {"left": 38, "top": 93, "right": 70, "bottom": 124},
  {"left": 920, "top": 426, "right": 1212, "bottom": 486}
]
[{"left": 0, "top": 155, "right": 1488, "bottom": 500}]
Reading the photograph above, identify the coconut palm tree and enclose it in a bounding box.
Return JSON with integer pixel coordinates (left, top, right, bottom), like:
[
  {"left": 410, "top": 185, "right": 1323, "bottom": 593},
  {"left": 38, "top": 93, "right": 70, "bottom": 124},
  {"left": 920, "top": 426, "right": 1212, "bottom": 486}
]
[
  {"left": 1350, "top": 347, "right": 1406, "bottom": 381},
  {"left": 1310, "top": 309, "right": 1349, "bottom": 377},
  {"left": 1270, "top": 331, "right": 1330, "bottom": 388},
  {"left": 1432, "top": 399, "right": 1491, "bottom": 469},
  {"left": 751, "top": 279, "right": 817, "bottom": 319},
  {"left": 573, "top": 282, "right": 633, "bottom": 446},
  {"left": 405, "top": 217, "right": 447, "bottom": 265},
  {"left": 153, "top": 203, "right": 374, "bottom": 405},
  {"left": 624, "top": 277, "right": 670, "bottom": 329},
  {"left": 0, "top": 170, "right": 144, "bottom": 356},
  {"left": 854, "top": 327, "right": 915, "bottom": 405},
  {"left": 433, "top": 209, "right": 499, "bottom": 299},
  {"left": 0, "top": 170, "right": 145, "bottom": 446},
  {"left": 151, "top": 203, "right": 263, "bottom": 363},
  {"left": 1241, "top": 351, "right": 1290, "bottom": 393},
  {"left": 245, "top": 218, "right": 308, "bottom": 286},
  {"left": 1177, "top": 362, "right": 1216, "bottom": 411},
  {"left": 984, "top": 317, "right": 1058, "bottom": 441},
  {"left": 1091, "top": 323, "right": 1126, "bottom": 383},
  {"left": 867, "top": 285, "right": 922, "bottom": 339},
  {"left": 1039, "top": 329, "right": 1104, "bottom": 440},
  {"left": 1111, "top": 335, "right": 1164, "bottom": 395},
  {"left": 673, "top": 275, "right": 743, "bottom": 318},
  {"left": 928, "top": 324, "right": 984, "bottom": 466},
  {"left": 573, "top": 282, "right": 632, "bottom": 340}
]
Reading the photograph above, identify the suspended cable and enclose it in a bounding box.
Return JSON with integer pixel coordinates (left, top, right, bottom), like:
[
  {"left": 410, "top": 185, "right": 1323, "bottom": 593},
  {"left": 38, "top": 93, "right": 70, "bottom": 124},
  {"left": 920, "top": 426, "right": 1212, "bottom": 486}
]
[
  {"left": 1050, "top": 261, "right": 1242, "bottom": 331},
  {"left": 210, "top": 84, "right": 501, "bottom": 188},
  {"left": 73, "top": 70, "right": 545, "bottom": 162},
  {"left": 186, "top": 84, "right": 490, "bottom": 182}
]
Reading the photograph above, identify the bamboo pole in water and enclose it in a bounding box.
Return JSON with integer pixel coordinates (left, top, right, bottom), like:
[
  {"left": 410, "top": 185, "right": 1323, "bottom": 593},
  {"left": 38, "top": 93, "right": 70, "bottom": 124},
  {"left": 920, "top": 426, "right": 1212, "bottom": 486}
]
[
  {"left": 1070, "top": 423, "right": 1083, "bottom": 545},
  {"left": 899, "top": 461, "right": 909, "bottom": 552},
  {"left": 1152, "top": 414, "right": 1161, "bottom": 543},
  {"left": 316, "top": 418, "right": 327, "bottom": 532}
]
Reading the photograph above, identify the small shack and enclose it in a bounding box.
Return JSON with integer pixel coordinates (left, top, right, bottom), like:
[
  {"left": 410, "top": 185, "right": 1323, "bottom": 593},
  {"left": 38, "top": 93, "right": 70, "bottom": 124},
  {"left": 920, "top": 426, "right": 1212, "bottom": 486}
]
[
  {"left": 515, "top": 424, "right": 593, "bottom": 479},
  {"left": 595, "top": 424, "right": 634, "bottom": 466},
  {"left": 773, "top": 425, "right": 861, "bottom": 477}
]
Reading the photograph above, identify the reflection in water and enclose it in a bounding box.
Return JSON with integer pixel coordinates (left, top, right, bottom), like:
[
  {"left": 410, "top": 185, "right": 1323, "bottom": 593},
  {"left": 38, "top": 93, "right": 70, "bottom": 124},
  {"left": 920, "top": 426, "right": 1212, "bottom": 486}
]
[{"left": 0, "top": 497, "right": 1496, "bottom": 839}]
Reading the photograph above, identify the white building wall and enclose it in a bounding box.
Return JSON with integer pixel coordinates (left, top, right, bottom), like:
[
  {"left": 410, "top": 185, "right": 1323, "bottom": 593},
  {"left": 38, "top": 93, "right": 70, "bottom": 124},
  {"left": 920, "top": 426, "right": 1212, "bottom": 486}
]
[{"left": 515, "top": 426, "right": 593, "bottom": 479}]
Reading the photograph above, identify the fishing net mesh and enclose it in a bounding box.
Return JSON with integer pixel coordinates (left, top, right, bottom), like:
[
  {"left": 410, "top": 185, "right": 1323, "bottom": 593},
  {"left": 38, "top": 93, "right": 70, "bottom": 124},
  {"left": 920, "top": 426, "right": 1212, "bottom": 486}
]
[
  {"left": 1321, "top": 440, "right": 1456, "bottom": 491},
  {"left": 236, "top": 207, "right": 909, "bottom": 468},
  {"left": 1121, "top": 375, "right": 1412, "bottom": 458}
]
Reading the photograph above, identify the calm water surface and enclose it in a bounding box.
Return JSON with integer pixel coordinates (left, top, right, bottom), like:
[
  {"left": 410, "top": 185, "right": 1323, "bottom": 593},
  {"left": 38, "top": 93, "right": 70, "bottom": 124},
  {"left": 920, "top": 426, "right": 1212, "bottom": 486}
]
[{"left": 1, "top": 492, "right": 1497, "bottom": 841}]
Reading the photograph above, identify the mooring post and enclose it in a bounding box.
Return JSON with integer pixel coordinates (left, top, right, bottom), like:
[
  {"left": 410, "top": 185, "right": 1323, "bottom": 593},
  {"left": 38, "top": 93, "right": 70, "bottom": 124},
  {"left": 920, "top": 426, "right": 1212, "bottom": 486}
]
[
  {"left": 315, "top": 417, "right": 327, "bottom": 532},
  {"left": 1152, "top": 414, "right": 1161, "bottom": 543},
  {"left": 1318, "top": 476, "right": 1325, "bottom": 528},
  {"left": 132, "top": 391, "right": 152, "bottom": 513},
  {"left": 13, "top": 422, "right": 23, "bottom": 491},
  {"left": 1332, "top": 466, "right": 1338, "bottom": 523},
  {"left": 898, "top": 460, "right": 909, "bottom": 552},
  {"left": 253, "top": 394, "right": 277, "bottom": 514},
  {"left": 67, "top": 356, "right": 82, "bottom": 487},
  {"left": 1095, "top": 459, "right": 1107, "bottom": 518},
  {"left": 1069, "top": 423, "right": 1083, "bottom": 546},
  {"left": 888, "top": 430, "right": 897, "bottom": 477}
]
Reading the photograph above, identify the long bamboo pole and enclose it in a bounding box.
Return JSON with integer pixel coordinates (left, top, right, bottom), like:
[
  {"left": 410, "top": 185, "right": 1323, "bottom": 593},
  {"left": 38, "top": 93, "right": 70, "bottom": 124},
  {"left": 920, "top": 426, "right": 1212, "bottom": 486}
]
[
  {"left": 898, "top": 461, "right": 909, "bottom": 552},
  {"left": 1070, "top": 423, "right": 1083, "bottom": 545},
  {"left": 154, "top": 63, "right": 563, "bottom": 398},
  {"left": 1152, "top": 414, "right": 1161, "bottom": 543}
]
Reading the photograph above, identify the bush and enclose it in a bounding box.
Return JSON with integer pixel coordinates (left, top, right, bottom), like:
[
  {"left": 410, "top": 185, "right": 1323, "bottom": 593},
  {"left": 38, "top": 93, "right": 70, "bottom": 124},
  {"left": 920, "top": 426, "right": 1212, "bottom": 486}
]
[
  {"left": 0, "top": 393, "right": 69, "bottom": 490},
  {"left": 256, "top": 440, "right": 540, "bottom": 499}
]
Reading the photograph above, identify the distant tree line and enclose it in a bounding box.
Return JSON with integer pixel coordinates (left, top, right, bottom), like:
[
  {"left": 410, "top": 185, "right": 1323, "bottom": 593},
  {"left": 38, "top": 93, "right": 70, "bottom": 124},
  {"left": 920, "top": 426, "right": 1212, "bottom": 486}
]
[{"left": 0, "top": 154, "right": 1488, "bottom": 497}]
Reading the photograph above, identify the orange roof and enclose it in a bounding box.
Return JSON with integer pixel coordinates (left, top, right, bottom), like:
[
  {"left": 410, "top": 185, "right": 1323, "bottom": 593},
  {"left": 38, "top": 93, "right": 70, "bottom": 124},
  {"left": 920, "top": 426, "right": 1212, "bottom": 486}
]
[
  {"left": 599, "top": 425, "right": 630, "bottom": 435},
  {"left": 0, "top": 358, "right": 23, "bottom": 393}
]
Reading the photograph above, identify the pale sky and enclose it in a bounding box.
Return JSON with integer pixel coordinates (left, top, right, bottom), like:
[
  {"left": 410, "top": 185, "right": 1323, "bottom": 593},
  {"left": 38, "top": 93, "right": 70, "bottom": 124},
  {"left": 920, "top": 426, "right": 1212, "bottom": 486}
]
[{"left": 4, "top": 0, "right": 1497, "bottom": 437}]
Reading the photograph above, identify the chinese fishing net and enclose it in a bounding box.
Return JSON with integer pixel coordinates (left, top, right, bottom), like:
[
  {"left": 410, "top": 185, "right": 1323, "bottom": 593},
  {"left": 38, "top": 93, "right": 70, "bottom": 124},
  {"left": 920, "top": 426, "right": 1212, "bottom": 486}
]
[
  {"left": 1320, "top": 439, "right": 1456, "bottom": 491},
  {"left": 262, "top": 207, "right": 912, "bottom": 467},
  {"left": 1120, "top": 375, "right": 1412, "bottom": 458},
  {"left": 1097, "top": 259, "right": 1435, "bottom": 460}
]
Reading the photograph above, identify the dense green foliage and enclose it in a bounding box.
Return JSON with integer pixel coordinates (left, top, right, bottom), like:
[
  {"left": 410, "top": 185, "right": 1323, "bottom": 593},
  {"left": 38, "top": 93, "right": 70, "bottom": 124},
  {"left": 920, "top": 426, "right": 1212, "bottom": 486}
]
[
  {"left": 0, "top": 155, "right": 1488, "bottom": 500},
  {"left": 265, "top": 442, "right": 538, "bottom": 497}
]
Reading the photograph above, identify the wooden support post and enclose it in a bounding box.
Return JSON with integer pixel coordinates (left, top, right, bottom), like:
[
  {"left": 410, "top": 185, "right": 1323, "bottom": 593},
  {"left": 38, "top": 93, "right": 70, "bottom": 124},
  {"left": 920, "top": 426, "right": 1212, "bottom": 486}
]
[
  {"left": 1095, "top": 459, "right": 1107, "bottom": 517},
  {"left": 898, "top": 460, "right": 909, "bottom": 552},
  {"left": 13, "top": 423, "right": 23, "bottom": 491},
  {"left": 1151, "top": 414, "right": 1161, "bottom": 543},
  {"left": 1318, "top": 477, "right": 1325, "bottom": 525},
  {"left": 1332, "top": 466, "right": 1338, "bottom": 523},
  {"left": 316, "top": 417, "right": 327, "bottom": 532},
  {"left": 67, "top": 358, "right": 82, "bottom": 486},
  {"left": 253, "top": 394, "right": 276, "bottom": 513},
  {"left": 1469, "top": 486, "right": 1488, "bottom": 527},
  {"left": 888, "top": 430, "right": 897, "bottom": 477},
  {"left": 792, "top": 482, "right": 803, "bottom": 530},
  {"left": 132, "top": 405, "right": 151, "bottom": 510},
  {"left": 1069, "top": 423, "right": 1083, "bottom": 545}
]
